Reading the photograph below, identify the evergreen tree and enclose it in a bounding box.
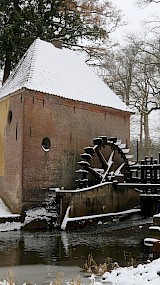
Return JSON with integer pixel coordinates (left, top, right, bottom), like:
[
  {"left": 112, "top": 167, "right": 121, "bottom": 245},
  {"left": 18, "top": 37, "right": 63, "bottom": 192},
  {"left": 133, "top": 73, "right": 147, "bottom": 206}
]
[{"left": 0, "top": 0, "right": 122, "bottom": 83}]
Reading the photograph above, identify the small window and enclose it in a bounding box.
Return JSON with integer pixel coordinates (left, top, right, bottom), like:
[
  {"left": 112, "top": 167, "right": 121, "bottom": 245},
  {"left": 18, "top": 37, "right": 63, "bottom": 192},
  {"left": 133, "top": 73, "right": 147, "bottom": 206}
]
[
  {"left": 8, "top": 111, "right": 12, "bottom": 124},
  {"left": 42, "top": 137, "right": 51, "bottom": 151}
]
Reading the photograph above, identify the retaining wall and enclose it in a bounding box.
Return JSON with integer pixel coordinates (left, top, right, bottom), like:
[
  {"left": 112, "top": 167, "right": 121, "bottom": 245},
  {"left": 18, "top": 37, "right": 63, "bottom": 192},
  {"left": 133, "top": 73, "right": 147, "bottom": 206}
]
[{"left": 56, "top": 182, "right": 140, "bottom": 221}]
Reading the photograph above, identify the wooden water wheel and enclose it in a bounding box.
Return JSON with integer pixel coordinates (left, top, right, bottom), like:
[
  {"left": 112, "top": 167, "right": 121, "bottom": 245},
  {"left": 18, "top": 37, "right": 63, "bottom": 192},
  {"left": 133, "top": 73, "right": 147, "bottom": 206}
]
[{"left": 75, "top": 136, "right": 133, "bottom": 189}]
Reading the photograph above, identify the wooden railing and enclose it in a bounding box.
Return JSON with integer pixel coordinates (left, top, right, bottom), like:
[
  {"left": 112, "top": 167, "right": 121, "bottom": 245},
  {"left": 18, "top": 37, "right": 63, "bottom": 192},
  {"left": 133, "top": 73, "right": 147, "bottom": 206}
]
[{"left": 126, "top": 154, "right": 160, "bottom": 194}]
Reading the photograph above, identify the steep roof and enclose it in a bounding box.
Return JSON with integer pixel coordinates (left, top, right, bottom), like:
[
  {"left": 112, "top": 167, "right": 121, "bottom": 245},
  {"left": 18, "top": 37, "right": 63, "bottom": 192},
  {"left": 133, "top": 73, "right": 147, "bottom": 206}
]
[{"left": 0, "top": 38, "right": 130, "bottom": 112}]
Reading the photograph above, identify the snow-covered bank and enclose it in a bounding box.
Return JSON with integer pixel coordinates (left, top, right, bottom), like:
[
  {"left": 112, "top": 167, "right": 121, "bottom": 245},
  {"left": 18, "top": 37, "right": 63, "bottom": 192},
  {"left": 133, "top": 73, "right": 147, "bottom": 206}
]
[
  {"left": 0, "top": 199, "right": 20, "bottom": 219},
  {"left": 0, "top": 199, "right": 21, "bottom": 231},
  {"left": 100, "top": 258, "right": 160, "bottom": 285},
  {"left": 0, "top": 198, "right": 58, "bottom": 231},
  {"left": 0, "top": 206, "right": 57, "bottom": 232}
]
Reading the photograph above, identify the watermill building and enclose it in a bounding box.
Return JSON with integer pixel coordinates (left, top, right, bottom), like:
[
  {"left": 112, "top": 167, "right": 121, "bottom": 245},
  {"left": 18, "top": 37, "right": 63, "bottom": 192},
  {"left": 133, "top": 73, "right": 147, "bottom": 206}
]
[{"left": 0, "top": 39, "right": 132, "bottom": 214}]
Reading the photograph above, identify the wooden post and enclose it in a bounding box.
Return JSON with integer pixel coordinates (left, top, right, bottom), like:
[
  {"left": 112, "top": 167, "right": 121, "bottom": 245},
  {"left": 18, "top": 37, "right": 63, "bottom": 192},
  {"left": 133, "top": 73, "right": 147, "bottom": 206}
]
[
  {"left": 154, "top": 159, "right": 158, "bottom": 184},
  {"left": 150, "top": 156, "right": 153, "bottom": 184},
  {"left": 141, "top": 160, "right": 145, "bottom": 183},
  {"left": 136, "top": 139, "right": 139, "bottom": 162}
]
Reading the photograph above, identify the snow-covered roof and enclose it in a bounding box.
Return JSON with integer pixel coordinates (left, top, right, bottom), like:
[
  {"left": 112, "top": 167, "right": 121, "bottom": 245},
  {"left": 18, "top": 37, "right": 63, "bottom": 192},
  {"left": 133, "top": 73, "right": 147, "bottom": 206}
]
[{"left": 0, "top": 38, "right": 130, "bottom": 112}]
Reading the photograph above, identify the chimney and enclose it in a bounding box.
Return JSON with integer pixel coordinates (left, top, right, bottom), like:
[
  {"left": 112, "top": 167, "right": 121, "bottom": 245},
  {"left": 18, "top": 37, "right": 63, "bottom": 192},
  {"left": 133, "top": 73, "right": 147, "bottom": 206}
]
[{"left": 51, "top": 39, "right": 62, "bottom": 49}]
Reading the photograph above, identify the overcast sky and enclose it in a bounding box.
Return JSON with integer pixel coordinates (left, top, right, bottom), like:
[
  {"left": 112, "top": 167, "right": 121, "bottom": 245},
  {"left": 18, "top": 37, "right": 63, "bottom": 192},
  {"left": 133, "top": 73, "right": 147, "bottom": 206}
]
[
  {"left": 110, "top": 1, "right": 160, "bottom": 141},
  {"left": 111, "top": 0, "right": 159, "bottom": 41}
]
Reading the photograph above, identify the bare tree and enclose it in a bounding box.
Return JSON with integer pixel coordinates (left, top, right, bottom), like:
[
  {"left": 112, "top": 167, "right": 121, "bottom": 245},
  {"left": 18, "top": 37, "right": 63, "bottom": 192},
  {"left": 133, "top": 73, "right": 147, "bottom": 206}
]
[
  {"left": 103, "top": 35, "right": 160, "bottom": 157},
  {"left": 137, "top": 0, "right": 160, "bottom": 5},
  {"left": 102, "top": 44, "right": 140, "bottom": 106}
]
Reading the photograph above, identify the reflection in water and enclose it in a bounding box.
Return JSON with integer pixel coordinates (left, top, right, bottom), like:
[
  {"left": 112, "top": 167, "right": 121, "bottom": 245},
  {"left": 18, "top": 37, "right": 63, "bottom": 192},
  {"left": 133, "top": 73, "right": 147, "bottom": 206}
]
[
  {"left": 0, "top": 214, "right": 151, "bottom": 268},
  {"left": 61, "top": 231, "right": 69, "bottom": 257}
]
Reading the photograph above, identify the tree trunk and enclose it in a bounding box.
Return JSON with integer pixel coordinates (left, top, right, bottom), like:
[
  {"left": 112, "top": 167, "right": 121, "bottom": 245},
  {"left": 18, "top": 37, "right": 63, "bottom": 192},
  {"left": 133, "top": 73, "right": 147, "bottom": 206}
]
[
  {"left": 2, "top": 53, "right": 11, "bottom": 84},
  {"left": 139, "top": 113, "right": 143, "bottom": 159},
  {"left": 144, "top": 112, "right": 151, "bottom": 157}
]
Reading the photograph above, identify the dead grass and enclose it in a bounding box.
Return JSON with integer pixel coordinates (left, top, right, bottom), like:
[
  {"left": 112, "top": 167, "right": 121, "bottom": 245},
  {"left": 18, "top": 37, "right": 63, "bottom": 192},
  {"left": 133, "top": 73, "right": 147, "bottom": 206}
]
[{"left": 83, "top": 254, "right": 119, "bottom": 276}]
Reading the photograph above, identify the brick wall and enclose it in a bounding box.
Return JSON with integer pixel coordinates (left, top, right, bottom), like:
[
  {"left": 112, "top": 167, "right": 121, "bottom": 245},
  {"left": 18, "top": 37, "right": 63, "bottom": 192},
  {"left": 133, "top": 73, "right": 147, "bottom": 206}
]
[
  {"left": 21, "top": 90, "right": 130, "bottom": 207},
  {"left": 2, "top": 93, "right": 23, "bottom": 213},
  {"left": 1, "top": 89, "right": 130, "bottom": 212}
]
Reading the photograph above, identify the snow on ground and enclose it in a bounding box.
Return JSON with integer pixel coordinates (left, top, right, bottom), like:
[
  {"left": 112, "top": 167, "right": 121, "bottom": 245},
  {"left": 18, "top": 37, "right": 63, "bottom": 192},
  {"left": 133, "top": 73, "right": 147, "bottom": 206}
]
[
  {"left": 99, "top": 258, "right": 160, "bottom": 285},
  {"left": 0, "top": 198, "right": 20, "bottom": 218},
  {"left": 0, "top": 199, "right": 22, "bottom": 232},
  {"left": 0, "top": 198, "right": 21, "bottom": 232},
  {"left": 0, "top": 221, "right": 22, "bottom": 232},
  {"left": 0, "top": 199, "right": 55, "bottom": 231},
  {"left": 23, "top": 207, "right": 54, "bottom": 224}
]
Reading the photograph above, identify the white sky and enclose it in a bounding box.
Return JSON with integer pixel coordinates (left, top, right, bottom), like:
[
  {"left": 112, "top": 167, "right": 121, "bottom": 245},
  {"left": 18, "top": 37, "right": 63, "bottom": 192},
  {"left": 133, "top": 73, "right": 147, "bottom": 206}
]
[
  {"left": 111, "top": 0, "right": 159, "bottom": 41},
  {"left": 110, "top": 0, "right": 160, "bottom": 143}
]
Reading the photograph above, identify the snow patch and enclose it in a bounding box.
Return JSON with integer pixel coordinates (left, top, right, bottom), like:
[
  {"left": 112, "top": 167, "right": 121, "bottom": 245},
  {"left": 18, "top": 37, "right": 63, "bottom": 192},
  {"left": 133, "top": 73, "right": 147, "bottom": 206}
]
[
  {"left": 23, "top": 207, "right": 54, "bottom": 225},
  {"left": 100, "top": 258, "right": 160, "bottom": 285},
  {"left": 0, "top": 198, "right": 58, "bottom": 232},
  {"left": 0, "top": 198, "right": 20, "bottom": 218},
  {"left": 144, "top": 237, "right": 160, "bottom": 247},
  {"left": 0, "top": 222, "right": 22, "bottom": 232}
]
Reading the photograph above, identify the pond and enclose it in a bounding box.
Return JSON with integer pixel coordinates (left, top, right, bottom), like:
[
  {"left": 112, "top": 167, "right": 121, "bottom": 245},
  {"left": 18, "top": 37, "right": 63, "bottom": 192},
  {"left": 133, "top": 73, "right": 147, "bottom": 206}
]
[{"left": 0, "top": 213, "right": 153, "bottom": 284}]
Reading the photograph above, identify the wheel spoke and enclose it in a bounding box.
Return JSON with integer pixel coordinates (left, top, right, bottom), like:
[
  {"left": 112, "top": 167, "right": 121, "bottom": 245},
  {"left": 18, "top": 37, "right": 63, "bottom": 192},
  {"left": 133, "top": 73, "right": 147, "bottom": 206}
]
[
  {"left": 114, "top": 162, "right": 125, "bottom": 175},
  {"left": 76, "top": 136, "right": 132, "bottom": 188},
  {"left": 101, "top": 150, "right": 115, "bottom": 182},
  {"left": 88, "top": 166, "right": 102, "bottom": 180},
  {"left": 96, "top": 148, "right": 108, "bottom": 169}
]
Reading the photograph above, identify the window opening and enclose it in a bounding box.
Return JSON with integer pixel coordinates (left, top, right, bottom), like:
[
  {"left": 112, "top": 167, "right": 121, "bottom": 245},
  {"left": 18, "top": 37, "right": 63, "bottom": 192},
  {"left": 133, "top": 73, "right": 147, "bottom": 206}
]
[
  {"left": 8, "top": 111, "right": 12, "bottom": 124},
  {"left": 42, "top": 137, "right": 51, "bottom": 151}
]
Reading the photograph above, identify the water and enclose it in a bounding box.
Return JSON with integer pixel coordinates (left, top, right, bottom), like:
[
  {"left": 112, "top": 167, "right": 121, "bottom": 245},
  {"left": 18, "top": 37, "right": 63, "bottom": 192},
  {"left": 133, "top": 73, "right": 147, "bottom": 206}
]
[{"left": 0, "top": 214, "right": 153, "bottom": 284}]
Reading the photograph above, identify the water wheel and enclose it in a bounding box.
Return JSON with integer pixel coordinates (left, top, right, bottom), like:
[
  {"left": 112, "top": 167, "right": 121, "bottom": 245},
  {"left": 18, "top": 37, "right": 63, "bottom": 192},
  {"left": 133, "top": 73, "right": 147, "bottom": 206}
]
[{"left": 75, "top": 136, "right": 133, "bottom": 189}]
